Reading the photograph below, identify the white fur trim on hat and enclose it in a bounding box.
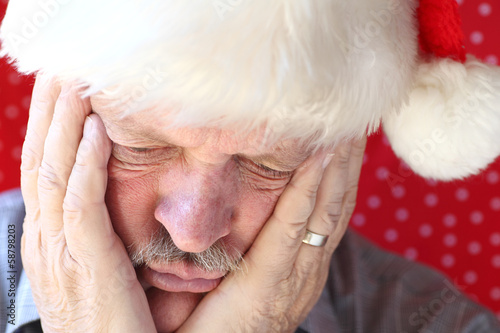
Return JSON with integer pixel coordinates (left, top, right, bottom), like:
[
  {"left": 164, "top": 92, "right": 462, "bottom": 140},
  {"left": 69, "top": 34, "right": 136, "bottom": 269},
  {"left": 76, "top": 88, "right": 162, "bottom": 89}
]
[{"left": 0, "top": 0, "right": 417, "bottom": 147}]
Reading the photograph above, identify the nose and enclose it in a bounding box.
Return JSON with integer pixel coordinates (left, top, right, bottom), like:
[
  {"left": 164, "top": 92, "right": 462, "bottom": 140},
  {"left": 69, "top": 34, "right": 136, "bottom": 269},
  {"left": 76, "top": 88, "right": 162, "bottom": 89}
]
[{"left": 154, "top": 163, "right": 237, "bottom": 253}]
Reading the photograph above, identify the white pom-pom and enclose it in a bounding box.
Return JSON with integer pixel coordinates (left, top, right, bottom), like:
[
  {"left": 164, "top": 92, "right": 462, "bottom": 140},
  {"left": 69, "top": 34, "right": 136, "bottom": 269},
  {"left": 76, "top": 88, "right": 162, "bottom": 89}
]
[{"left": 383, "top": 56, "right": 500, "bottom": 180}]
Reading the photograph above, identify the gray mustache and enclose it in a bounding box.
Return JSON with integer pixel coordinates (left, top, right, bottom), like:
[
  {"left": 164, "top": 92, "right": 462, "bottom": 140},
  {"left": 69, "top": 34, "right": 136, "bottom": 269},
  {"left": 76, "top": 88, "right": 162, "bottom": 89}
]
[{"left": 128, "top": 226, "right": 243, "bottom": 273}]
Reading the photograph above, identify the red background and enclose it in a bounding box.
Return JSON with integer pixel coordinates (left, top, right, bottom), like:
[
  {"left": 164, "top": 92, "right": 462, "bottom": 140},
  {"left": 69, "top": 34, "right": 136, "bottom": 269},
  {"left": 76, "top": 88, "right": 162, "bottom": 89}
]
[{"left": 1, "top": 0, "right": 499, "bottom": 320}]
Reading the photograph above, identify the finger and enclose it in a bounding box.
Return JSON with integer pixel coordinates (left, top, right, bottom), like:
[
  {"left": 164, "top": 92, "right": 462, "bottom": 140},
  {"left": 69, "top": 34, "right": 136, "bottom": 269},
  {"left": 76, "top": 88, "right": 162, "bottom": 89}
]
[
  {"left": 296, "top": 137, "right": 365, "bottom": 265},
  {"left": 21, "top": 75, "right": 61, "bottom": 258},
  {"left": 63, "top": 113, "right": 115, "bottom": 261},
  {"left": 247, "top": 150, "right": 331, "bottom": 270},
  {"left": 20, "top": 74, "right": 60, "bottom": 218},
  {"left": 303, "top": 141, "right": 352, "bottom": 246},
  {"left": 324, "top": 135, "right": 367, "bottom": 253},
  {"left": 38, "top": 84, "right": 91, "bottom": 240},
  {"left": 292, "top": 137, "right": 366, "bottom": 317},
  {"left": 292, "top": 141, "right": 351, "bottom": 294}
]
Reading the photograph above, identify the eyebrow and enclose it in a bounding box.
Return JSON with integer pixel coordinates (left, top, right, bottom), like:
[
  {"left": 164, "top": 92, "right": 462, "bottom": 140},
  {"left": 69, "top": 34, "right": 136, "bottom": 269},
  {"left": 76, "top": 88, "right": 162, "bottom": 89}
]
[
  {"left": 242, "top": 152, "right": 309, "bottom": 171},
  {"left": 107, "top": 122, "right": 309, "bottom": 170},
  {"left": 93, "top": 107, "right": 171, "bottom": 145},
  {"left": 107, "top": 123, "right": 171, "bottom": 147}
]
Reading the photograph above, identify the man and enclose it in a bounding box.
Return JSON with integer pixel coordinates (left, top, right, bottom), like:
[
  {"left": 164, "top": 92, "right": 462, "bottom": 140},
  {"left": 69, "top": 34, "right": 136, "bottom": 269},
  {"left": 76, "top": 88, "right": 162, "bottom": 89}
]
[
  {"left": 1, "top": 0, "right": 500, "bottom": 332},
  {"left": 2, "top": 75, "right": 369, "bottom": 332},
  {"left": 0, "top": 80, "right": 497, "bottom": 333}
]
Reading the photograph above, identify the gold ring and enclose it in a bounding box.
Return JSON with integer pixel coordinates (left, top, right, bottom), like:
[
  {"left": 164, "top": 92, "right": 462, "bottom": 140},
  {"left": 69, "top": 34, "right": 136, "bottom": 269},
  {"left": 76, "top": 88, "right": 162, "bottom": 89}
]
[{"left": 302, "top": 229, "right": 328, "bottom": 247}]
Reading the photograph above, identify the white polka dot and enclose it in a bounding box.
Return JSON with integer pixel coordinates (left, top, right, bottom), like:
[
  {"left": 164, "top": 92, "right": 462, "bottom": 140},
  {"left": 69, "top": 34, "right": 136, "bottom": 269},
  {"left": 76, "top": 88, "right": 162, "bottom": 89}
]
[
  {"left": 468, "top": 241, "right": 482, "bottom": 255},
  {"left": 362, "top": 153, "right": 369, "bottom": 165},
  {"left": 490, "top": 233, "right": 500, "bottom": 247},
  {"left": 7, "top": 72, "right": 23, "bottom": 85},
  {"left": 443, "top": 233, "right": 457, "bottom": 247},
  {"left": 464, "top": 270, "right": 478, "bottom": 285},
  {"left": 11, "top": 146, "right": 22, "bottom": 160},
  {"left": 485, "top": 55, "right": 499, "bottom": 65},
  {"left": 367, "top": 195, "right": 382, "bottom": 209},
  {"left": 419, "top": 224, "right": 433, "bottom": 238},
  {"left": 22, "top": 95, "right": 32, "bottom": 110},
  {"left": 392, "top": 185, "right": 406, "bottom": 199},
  {"left": 456, "top": 0, "right": 464, "bottom": 5},
  {"left": 492, "top": 255, "right": 500, "bottom": 269},
  {"left": 443, "top": 214, "right": 457, "bottom": 228},
  {"left": 404, "top": 248, "right": 418, "bottom": 261},
  {"left": 487, "top": 170, "right": 500, "bottom": 184},
  {"left": 385, "top": 229, "right": 398, "bottom": 243},
  {"left": 424, "top": 193, "right": 438, "bottom": 207},
  {"left": 395, "top": 208, "right": 409, "bottom": 222},
  {"left": 490, "top": 287, "right": 500, "bottom": 301},
  {"left": 490, "top": 197, "right": 500, "bottom": 211},
  {"left": 470, "top": 31, "right": 484, "bottom": 45},
  {"left": 455, "top": 188, "right": 469, "bottom": 202},
  {"left": 352, "top": 213, "right": 366, "bottom": 227},
  {"left": 478, "top": 3, "right": 492, "bottom": 16},
  {"left": 376, "top": 167, "right": 389, "bottom": 181},
  {"left": 469, "top": 210, "right": 484, "bottom": 225},
  {"left": 442, "top": 254, "right": 455, "bottom": 268},
  {"left": 4, "top": 105, "right": 20, "bottom": 119}
]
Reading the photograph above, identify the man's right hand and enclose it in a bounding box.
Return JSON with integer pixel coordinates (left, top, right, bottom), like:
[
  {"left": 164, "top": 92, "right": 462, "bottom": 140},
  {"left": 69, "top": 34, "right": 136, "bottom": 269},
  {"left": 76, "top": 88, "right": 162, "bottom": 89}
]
[{"left": 20, "top": 75, "right": 156, "bottom": 332}]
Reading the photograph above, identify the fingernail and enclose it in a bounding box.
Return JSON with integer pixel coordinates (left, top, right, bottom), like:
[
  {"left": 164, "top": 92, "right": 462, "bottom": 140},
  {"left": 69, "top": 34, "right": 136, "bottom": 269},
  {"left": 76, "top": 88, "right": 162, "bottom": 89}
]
[
  {"left": 322, "top": 153, "right": 335, "bottom": 169},
  {"left": 83, "top": 116, "right": 94, "bottom": 136}
]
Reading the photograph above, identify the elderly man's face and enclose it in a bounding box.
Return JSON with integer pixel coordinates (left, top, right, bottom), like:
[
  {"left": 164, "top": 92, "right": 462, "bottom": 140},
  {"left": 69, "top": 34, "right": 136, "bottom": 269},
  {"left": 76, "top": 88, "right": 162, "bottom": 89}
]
[{"left": 90, "top": 96, "right": 311, "bottom": 331}]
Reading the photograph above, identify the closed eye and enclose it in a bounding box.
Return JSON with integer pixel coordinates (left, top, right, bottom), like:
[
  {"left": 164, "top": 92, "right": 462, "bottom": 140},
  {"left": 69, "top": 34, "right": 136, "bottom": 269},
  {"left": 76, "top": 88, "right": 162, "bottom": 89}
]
[
  {"left": 111, "top": 143, "right": 178, "bottom": 164},
  {"left": 236, "top": 156, "right": 294, "bottom": 179},
  {"left": 127, "top": 147, "right": 153, "bottom": 153}
]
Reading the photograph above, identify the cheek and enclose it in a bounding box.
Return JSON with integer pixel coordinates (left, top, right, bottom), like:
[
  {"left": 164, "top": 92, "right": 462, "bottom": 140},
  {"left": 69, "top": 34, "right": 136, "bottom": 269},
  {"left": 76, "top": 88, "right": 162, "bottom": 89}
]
[
  {"left": 230, "top": 178, "right": 289, "bottom": 253},
  {"left": 105, "top": 163, "right": 161, "bottom": 247}
]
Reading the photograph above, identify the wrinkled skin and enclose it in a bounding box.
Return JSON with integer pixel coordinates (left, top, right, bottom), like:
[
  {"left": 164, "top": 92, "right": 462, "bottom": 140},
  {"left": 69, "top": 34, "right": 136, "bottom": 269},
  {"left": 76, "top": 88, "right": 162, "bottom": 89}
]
[{"left": 20, "top": 75, "right": 366, "bottom": 332}]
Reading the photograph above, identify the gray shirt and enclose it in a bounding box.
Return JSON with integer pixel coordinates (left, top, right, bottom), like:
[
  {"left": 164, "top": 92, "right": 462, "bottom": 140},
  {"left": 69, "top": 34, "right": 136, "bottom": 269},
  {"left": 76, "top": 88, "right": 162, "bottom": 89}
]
[{"left": 1, "top": 188, "right": 499, "bottom": 332}]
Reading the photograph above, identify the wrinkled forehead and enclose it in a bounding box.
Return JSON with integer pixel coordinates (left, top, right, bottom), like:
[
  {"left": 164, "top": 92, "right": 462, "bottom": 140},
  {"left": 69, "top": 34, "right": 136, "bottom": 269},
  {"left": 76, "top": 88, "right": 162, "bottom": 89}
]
[{"left": 90, "top": 93, "right": 313, "bottom": 158}]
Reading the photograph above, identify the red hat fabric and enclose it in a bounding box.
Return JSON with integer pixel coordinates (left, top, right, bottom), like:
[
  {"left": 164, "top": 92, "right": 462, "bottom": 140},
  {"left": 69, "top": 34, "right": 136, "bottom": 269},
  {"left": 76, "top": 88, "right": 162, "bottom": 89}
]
[{"left": 418, "top": 0, "right": 467, "bottom": 62}]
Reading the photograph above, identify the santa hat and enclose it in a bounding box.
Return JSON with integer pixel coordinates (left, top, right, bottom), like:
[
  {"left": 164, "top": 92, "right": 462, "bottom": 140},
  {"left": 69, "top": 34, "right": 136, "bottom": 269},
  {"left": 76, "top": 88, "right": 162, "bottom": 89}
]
[
  {"left": 0, "top": 0, "right": 499, "bottom": 181},
  {"left": 383, "top": 0, "right": 500, "bottom": 180}
]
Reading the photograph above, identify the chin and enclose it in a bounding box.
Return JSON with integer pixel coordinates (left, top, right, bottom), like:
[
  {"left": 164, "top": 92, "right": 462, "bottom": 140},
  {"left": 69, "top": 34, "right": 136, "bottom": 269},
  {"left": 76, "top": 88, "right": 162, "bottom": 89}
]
[{"left": 147, "top": 288, "right": 204, "bottom": 333}]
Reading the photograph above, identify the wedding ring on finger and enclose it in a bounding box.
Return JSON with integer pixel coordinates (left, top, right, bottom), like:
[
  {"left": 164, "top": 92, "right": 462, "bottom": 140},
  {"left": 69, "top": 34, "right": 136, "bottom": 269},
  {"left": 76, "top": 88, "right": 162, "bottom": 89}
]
[{"left": 302, "top": 229, "right": 328, "bottom": 247}]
